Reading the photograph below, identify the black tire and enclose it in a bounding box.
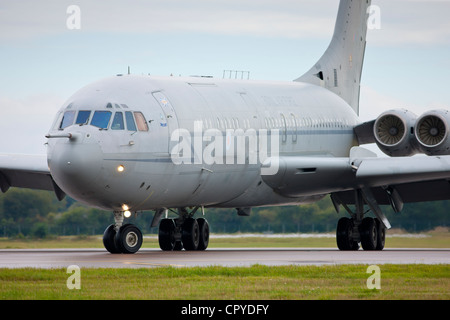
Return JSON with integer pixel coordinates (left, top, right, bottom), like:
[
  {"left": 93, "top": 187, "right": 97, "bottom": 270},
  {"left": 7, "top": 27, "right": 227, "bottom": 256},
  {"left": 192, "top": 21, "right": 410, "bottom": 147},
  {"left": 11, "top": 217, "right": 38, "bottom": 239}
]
[
  {"left": 115, "top": 224, "right": 143, "bottom": 254},
  {"left": 360, "top": 217, "right": 378, "bottom": 251},
  {"left": 182, "top": 218, "right": 200, "bottom": 251},
  {"left": 374, "top": 218, "right": 386, "bottom": 250},
  {"left": 197, "top": 218, "right": 210, "bottom": 251},
  {"left": 159, "top": 219, "right": 176, "bottom": 251},
  {"left": 173, "top": 241, "right": 183, "bottom": 251},
  {"left": 103, "top": 224, "right": 121, "bottom": 254},
  {"left": 336, "top": 217, "right": 359, "bottom": 251}
]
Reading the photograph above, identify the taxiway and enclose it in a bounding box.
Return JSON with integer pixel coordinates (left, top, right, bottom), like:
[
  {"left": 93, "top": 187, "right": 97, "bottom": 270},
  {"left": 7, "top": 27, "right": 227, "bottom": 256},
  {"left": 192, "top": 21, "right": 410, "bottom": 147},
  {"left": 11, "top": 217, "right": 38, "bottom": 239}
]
[{"left": 0, "top": 248, "right": 449, "bottom": 268}]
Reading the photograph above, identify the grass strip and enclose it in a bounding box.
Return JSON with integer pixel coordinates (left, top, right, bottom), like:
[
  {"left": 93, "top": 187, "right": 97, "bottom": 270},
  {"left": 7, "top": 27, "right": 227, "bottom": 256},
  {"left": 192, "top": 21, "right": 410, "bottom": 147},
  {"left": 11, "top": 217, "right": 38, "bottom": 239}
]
[{"left": 1, "top": 264, "right": 449, "bottom": 300}]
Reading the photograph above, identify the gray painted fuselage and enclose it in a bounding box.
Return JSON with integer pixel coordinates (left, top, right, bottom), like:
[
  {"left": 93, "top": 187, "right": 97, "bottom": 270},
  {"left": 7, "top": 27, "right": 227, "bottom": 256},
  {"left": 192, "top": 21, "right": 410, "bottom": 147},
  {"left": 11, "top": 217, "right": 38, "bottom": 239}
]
[{"left": 47, "top": 75, "right": 359, "bottom": 211}]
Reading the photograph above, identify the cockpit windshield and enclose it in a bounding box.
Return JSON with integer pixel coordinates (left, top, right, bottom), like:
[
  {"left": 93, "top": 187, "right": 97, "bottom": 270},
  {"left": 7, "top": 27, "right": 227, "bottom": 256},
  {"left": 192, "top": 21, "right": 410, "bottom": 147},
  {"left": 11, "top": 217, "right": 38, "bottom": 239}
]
[
  {"left": 60, "top": 111, "right": 76, "bottom": 129},
  {"left": 57, "top": 103, "right": 149, "bottom": 132},
  {"left": 91, "top": 111, "right": 112, "bottom": 129},
  {"left": 125, "top": 111, "right": 137, "bottom": 131},
  {"left": 75, "top": 111, "right": 91, "bottom": 125},
  {"left": 111, "top": 112, "right": 125, "bottom": 130}
]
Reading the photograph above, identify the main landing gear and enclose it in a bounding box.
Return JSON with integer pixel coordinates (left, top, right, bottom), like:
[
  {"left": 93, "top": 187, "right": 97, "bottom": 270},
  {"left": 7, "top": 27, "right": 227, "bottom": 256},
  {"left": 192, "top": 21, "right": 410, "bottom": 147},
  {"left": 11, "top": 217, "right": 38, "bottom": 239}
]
[
  {"left": 336, "top": 216, "right": 385, "bottom": 251},
  {"left": 333, "top": 189, "right": 390, "bottom": 251},
  {"left": 158, "top": 207, "right": 210, "bottom": 251}
]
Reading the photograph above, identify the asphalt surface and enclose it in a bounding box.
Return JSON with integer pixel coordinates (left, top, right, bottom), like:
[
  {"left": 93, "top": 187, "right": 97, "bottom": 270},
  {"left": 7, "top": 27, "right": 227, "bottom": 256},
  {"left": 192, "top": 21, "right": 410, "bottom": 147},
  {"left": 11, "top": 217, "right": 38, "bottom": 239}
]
[{"left": 0, "top": 248, "right": 449, "bottom": 268}]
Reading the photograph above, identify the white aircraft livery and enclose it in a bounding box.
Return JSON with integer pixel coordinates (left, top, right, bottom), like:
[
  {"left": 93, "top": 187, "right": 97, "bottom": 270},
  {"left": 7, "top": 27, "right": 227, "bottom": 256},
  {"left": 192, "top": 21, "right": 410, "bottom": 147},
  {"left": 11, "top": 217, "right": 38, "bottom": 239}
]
[{"left": 1, "top": 0, "right": 450, "bottom": 253}]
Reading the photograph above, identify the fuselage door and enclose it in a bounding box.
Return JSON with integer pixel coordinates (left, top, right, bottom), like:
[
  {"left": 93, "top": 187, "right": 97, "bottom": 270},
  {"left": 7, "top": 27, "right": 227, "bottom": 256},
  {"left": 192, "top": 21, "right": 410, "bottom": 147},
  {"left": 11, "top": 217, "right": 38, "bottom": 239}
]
[{"left": 152, "top": 92, "right": 179, "bottom": 152}]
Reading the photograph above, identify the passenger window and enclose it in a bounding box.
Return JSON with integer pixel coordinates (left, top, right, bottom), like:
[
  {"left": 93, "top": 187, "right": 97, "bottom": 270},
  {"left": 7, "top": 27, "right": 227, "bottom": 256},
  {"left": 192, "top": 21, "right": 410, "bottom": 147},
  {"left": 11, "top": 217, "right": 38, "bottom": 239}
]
[
  {"left": 111, "top": 112, "right": 125, "bottom": 130},
  {"left": 91, "top": 111, "right": 112, "bottom": 129},
  {"left": 125, "top": 111, "right": 137, "bottom": 131},
  {"left": 75, "top": 111, "right": 91, "bottom": 125},
  {"left": 60, "top": 111, "right": 76, "bottom": 129},
  {"left": 280, "top": 113, "right": 287, "bottom": 143},
  {"left": 134, "top": 112, "right": 149, "bottom": 131}
]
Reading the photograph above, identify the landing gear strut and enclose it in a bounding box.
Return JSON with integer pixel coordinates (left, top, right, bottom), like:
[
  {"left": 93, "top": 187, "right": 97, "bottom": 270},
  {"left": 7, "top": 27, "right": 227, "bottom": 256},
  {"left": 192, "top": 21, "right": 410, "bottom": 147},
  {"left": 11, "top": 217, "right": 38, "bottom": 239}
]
[
  {"left": 158, "top": 207, "right": 210, "bottom": 251},
  {"left": 103, "top": 211, "right": 143, "bottom": 254}
]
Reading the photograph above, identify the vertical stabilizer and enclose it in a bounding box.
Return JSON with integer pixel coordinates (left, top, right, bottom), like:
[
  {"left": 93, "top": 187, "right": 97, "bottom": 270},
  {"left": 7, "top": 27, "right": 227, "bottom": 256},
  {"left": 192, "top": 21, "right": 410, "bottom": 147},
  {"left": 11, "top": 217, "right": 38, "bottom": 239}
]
[{"left": 295, "top": 0, "right": 372, "bottom": 115}]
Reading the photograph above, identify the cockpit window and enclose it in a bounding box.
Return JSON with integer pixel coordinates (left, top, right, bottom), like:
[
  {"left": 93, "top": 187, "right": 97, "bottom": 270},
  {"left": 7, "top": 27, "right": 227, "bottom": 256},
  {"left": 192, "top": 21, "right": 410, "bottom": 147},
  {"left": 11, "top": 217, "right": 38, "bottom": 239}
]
[
  {"left": 134, "top": 112, "right": 149, "bottom": 131},
  {"left": 60, "top": 111, "right": 76, "bottom": 129},
  {"left": 91, "top": 111, "right": 112, "bottom": 129},
  {"left": 125, "top": 111, "right": 137, "bottom": 131},
  {"left": 75, "top": 111, "right": 91, "bottom": 125},
  {"left": 57, "top": 108, "right": 147, "bottom": 132},
  {"left": 111, "top": 112, "right": 125, "bottom": 130}
]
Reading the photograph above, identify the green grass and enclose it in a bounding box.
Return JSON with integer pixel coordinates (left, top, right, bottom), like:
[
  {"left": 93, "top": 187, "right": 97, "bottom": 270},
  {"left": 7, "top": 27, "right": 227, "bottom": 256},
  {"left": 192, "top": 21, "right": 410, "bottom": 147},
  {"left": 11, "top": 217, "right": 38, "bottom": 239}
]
[{"left": 0, "top": 264, "right": 448, "bottom": 300}]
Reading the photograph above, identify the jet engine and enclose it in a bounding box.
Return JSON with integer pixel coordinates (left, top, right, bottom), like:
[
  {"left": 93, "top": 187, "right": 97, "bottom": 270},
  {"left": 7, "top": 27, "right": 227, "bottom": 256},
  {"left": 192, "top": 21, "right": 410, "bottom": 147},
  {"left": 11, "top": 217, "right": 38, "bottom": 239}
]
[
  {"left": 415, "top": 110, "right": 450, "bottom": 155},
  {"left": 373, "top": 109, "right": 419, "bottom": 157}
]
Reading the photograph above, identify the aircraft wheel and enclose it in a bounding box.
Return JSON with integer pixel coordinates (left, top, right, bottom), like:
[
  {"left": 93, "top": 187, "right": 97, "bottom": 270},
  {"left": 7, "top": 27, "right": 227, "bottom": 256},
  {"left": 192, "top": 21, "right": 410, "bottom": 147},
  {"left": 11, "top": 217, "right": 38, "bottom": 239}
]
[
  {"left": 103, "top": 224, "right": 121, "bottom": 254},
  {"left": 360, "top": 217, "right": 378, "bottom": 251},
  {"left": 374, "top": 218, "right": 386, "bottom": 250},
  {"left": 336, "top": 217, "right": 359, "bottom": 251},
  {"left": 182, "top": 218, "right": 200, "bottom": 251},
  {"left": 159, "top": 219, "right": 176, "bottom": 251},
  {"left": 115, "top": 224, "right": 143, "bottom": 254},
  {"left": 196, "top": 218, "right": 210, "bottom": 251}
]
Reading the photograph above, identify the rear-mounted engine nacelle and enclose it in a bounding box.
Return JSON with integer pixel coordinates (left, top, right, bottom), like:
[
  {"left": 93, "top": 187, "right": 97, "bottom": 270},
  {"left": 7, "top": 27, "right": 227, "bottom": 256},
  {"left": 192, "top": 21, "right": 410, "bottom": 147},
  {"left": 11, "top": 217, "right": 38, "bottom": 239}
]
[
  {"left": 415, "top": 110, "right": 450, "bottom": 155},
  {"left": 373, "top": 109, "right": 419, "bottom": 157}
]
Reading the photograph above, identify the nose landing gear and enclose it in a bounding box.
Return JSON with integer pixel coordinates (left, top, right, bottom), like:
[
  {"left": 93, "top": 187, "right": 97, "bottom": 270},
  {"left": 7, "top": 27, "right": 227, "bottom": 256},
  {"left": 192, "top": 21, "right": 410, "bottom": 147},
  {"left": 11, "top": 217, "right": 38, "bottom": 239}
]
[{"left": 103, "top": 211, "right": 143, "bottom": 254}]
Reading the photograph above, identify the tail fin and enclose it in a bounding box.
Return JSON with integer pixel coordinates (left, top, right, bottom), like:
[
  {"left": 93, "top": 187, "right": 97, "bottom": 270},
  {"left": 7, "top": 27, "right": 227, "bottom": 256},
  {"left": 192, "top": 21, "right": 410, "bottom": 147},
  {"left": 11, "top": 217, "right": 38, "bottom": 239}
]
[{"left": 295, "top": 0, "right": 372, "bottom": 115}]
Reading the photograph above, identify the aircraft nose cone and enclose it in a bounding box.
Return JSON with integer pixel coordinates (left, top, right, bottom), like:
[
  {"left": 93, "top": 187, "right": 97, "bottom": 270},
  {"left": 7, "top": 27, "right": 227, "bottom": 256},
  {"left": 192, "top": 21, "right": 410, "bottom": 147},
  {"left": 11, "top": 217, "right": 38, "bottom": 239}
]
[{"left": 48, "top": 138, "right": 103, "bottom": 202}]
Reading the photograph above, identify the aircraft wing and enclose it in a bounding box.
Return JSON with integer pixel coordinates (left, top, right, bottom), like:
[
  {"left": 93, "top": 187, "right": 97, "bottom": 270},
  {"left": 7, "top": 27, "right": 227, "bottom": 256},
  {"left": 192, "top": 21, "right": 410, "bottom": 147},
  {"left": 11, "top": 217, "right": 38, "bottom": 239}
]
[
  {"left": 0, "top": 154, "right": 65, "bottom": 200},
  {"left": 336, "top": 156, "right": 450, "bottom": 206},
  {"left": 261, "top": 152, "right": 450, "bottom": 208}
]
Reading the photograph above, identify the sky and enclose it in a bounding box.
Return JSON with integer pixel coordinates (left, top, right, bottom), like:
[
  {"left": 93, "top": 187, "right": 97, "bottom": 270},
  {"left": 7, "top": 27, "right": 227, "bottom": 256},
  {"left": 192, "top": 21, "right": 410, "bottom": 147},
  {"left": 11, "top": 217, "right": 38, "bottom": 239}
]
[{"left": 1, "top": 0, "right": 449, "bottom": 155}]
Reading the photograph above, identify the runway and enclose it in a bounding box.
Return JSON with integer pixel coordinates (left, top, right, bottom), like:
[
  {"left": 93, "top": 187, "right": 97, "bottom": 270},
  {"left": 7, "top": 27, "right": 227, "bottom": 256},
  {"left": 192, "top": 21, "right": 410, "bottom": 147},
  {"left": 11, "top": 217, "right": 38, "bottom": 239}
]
[{"left": 0, "top": 248, "right": 449, "bottom": 268}]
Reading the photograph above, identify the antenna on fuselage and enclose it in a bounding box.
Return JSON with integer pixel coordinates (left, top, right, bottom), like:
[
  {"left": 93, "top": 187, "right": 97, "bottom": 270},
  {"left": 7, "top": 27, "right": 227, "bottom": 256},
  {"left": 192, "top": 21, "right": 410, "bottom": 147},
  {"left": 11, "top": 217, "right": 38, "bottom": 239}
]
[{"left": 127, "top": 66, "right": 131, "bottom": 75}]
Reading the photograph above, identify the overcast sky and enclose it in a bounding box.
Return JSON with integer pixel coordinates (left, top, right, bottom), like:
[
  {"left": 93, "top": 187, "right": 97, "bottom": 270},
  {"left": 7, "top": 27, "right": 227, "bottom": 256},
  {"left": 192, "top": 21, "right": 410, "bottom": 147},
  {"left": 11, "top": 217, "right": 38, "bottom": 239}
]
[{"left": 1, "top": 0, "right": 449, "bottom": 155}]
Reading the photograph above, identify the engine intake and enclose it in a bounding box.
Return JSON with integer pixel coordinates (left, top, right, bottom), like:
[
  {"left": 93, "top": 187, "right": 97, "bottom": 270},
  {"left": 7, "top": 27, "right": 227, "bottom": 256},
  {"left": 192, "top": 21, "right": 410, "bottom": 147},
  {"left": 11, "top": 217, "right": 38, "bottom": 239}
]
[
  {"left": 415, "top": 110, "right": 450, "bottom": 155},
  {"left": 373, "top": 109, "right": 419, "bottom": 157}
]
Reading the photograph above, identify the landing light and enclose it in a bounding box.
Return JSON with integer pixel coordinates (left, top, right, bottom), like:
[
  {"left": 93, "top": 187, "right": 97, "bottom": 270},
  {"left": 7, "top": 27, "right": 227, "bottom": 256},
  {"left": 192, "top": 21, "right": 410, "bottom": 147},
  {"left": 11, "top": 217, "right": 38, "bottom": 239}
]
[
  {"left": 122, "top": 204, "right": 131, "bottom": 218},
  {"left": 117, "top": 165, "right": 125, "bottom": 172}
]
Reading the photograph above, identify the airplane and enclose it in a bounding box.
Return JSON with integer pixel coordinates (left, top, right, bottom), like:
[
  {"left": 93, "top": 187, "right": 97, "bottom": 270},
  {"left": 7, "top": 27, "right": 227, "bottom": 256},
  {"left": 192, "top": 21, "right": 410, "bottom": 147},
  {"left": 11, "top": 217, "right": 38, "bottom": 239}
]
[{"left": 1, "top": 0, "right": 450, "bottom": 254}]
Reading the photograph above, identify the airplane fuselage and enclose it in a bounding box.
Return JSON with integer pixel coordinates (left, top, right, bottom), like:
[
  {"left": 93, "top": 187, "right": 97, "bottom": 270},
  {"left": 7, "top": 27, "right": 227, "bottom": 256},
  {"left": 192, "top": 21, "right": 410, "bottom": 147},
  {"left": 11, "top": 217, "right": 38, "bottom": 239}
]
[
  {"left": 47, "top": 75, "right": 359, "bottom": 212},
  {"left": 8, "top": 0, "right": 437, "bottom": 253}
]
